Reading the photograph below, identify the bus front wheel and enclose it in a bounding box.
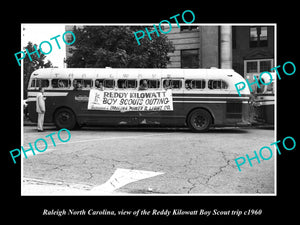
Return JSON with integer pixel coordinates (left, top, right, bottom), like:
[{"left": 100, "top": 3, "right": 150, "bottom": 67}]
[
  {"left": 187, "top": 109, "right": 212, "bottom": 132},
  {"left": 54, "top": 108, "right": 77, "bottom": 130}
]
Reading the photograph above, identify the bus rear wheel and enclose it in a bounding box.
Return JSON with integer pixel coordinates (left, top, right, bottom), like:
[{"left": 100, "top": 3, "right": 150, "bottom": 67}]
[
  {"left": 54, "top": 108, "right": 77, "bottom": 130},
  {"left": 187, "top": 109, "right": 212, "bottom": 132}
]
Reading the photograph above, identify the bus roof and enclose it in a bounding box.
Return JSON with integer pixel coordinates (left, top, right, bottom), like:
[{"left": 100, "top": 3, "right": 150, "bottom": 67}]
[
  {"left": 31, "top": 68, "right": 240, "bottom": 80},
  {"left": 29, "top": 68, "right": 250, "bottom": 94}
]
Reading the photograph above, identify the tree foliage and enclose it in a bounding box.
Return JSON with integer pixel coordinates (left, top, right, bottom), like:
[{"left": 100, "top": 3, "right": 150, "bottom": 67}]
[
  {"left": 23, "top": 42, "right": 52, "bottom": 98},
  {"left": 66, "top": 26, "right": 175, "bottom": 68}
]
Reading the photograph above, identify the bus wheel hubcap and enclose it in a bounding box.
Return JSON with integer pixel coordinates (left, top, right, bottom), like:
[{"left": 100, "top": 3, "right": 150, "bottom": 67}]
[
  {"left": 194, "top": 115, "right": 206, "bottom": 127},
  {"left": 60, "top": 112, "right": 70, "bottom": 122}
]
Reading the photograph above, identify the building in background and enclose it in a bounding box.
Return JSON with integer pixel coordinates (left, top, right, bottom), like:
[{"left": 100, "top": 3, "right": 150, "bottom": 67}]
[
  {"left": 232, "top": 26, "right": 275, "bottom": 83},
  {"left": 65, "top": 24, "right": 275, "bottom": 81},
  {"left": 166, "top": 25, "right": 274, "bottom": 81},
  {"left": 165, "top": 26, "right": 219, "bottom": 69}
]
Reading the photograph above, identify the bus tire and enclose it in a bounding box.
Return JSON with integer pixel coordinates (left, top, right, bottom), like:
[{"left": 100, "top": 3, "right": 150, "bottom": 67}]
[
  {"left": 54, "top": 107, "right": 77, "bottom": 130},
  {"left": 187, "top": 108, "right": 212, "bottom": 132}
]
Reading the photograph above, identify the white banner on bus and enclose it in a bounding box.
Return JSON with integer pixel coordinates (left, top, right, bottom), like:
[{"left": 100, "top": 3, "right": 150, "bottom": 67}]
[{"left": 88, "top": 89, "right": 173, "bottom": 111}]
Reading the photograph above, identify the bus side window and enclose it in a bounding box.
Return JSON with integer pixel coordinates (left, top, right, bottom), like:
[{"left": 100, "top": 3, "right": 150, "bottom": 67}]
[
  {"left": 148, "top": 79, "right": 160, "bottom": 89},
  {"left": 73, "top": 79, "right": 82, "bottom": 89},
  {"left": 117, "top": 79, "right": 126, "bottom": 89},
  {"left": 185, "top": 79, "right": 206, "bottom": 89},
  {"left": 52, "top": 79, "right": 71, "bottom": 88},
  {"left": 139, "top": 79, "right": 148, "bottom": 90},
  {"left": 185, "top": 80, "right": 193, "bottom": 89},
  {"left": 172, "top": 80, "right": 182, "bottom": 89},
  {"left": 104, "top": 79, "right": 115, "bottom": 89},
  {"left": 95, "top": 79, "right": 104, "bottom": 89},
  {"left": 83, "top": 79, "right": 93, "bottom": 88},
  {"left": 30, "top": 79, "right": 49, "bottom": 89},
  {"left": 127, "top": 79, "right": 137, "bottom": 89},
  {"left": 95, "top": 79, "right": 115, "bottom": 89},
  {"left": 117, "top": 79, "right": 137, "bottom": 89},
  {"left": 208, "top": 80, "right": 228, "bottom": 90},
  {"left": 139, "top": 79, "right": 159, "bottom": 90},
  {"left": 73, "top": 79, "right": 93, "bottom": 89},
  {"left": 163, "top": 79, "right": 172, "bottom": 89},
  {"left": 30, "top": 79, "right": 36, "bottom": 88},
  {"left": 169, "top": 79, "right": 182, "bottom": 89},
  {"left": 163, "top": 79, "right": 182, "bottom": 89},
  {"left": 194, "top": 80, "right": 206, "bottom": 89}
]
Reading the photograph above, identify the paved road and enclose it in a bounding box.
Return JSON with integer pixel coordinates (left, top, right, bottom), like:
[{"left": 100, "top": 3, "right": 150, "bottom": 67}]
[{"left": 22, "top": 126, "right": 275, "bottom": 195}]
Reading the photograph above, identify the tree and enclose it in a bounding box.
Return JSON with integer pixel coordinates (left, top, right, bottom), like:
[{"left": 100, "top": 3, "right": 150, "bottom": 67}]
[
  {"left": 23, "top": 42, "right": 53, "bottom": 98},
  {"left": 66, "top": 26, "right": 175, "bottom": 68}
]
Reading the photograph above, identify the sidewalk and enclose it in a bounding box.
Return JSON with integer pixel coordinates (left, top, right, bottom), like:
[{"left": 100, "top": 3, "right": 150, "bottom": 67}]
[{"left": 23, "top": 117, "right": 54, "bottom": 126}]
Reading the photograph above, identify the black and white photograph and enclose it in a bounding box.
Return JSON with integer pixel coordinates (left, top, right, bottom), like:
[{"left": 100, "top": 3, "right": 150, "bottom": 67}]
[
  {"left": 5, "top": 6, "right": 298, "bottom": 224},
  {"left": 20, "top": 23, "right": 277, "bottom": 196}
]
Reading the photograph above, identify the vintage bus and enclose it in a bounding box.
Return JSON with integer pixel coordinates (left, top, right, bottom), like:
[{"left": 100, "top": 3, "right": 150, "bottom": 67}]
[{"left": 25, "top": 68, "right": 251, "bottom": 132}]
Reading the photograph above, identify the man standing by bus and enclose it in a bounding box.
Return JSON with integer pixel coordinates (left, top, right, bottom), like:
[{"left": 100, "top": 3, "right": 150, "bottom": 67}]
[{"left": 36, "top": 87, "right": 46, "bottom": 132}]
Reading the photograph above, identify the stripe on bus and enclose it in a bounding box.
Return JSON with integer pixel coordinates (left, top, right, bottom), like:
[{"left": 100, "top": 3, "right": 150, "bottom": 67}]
[
  {"left": 173, "top": 101, "right": 249, "bottom": 104},
  {"left": 27, "top": 91, "right": 69, "bottom": 97}
]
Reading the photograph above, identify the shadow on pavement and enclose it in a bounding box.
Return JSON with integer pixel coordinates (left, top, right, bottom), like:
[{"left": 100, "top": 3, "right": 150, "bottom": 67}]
[{"left": 24, "top": 125, "right": 256, "bottom": 134}]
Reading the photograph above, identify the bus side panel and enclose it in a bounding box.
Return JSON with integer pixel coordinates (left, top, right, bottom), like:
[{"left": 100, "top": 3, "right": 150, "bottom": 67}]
[
  {"left": 156, "top": 101, "right": 187, "bottom": 126},
  {"left": 224, "top": 101, "right": 250, "bottom": 126},
  {"left": 69, "top": 91, "right": 140, "bottom": 126},
  {"left": 182, "top": 101, "right": 249, "bottom": 127},
  {"left": 173, "top": 92, "right": 225, "bottom": 126},
  {"left": 27, "top": 101, "right": 38, "bottom": 123},
  {"left": 77, "top": 110, "right": 140, "bottom": 126}
]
